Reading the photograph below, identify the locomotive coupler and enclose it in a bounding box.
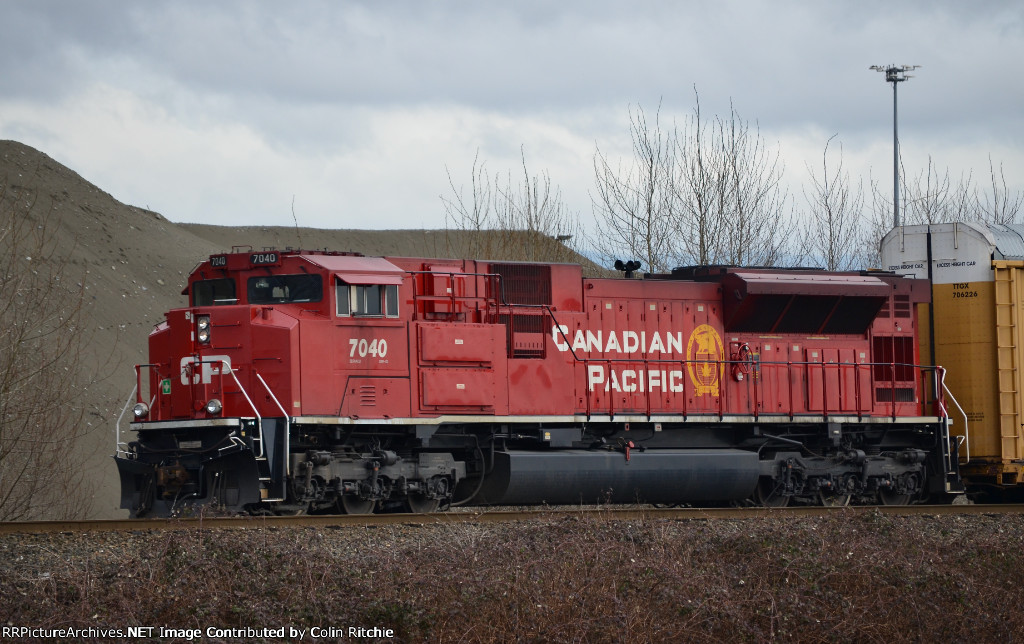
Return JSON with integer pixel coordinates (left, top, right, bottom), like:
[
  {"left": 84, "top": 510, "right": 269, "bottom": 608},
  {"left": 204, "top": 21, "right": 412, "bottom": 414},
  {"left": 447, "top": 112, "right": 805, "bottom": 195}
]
[{"left": 156, "top": 461, "right": 190, "bottom": 497}]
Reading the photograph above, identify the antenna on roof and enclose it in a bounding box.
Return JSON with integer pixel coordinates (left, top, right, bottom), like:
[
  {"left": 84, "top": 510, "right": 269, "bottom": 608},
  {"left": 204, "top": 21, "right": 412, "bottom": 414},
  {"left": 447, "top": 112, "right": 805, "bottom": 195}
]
[{"left": 291, "top": 195, "right": 304, "bottom": 249}]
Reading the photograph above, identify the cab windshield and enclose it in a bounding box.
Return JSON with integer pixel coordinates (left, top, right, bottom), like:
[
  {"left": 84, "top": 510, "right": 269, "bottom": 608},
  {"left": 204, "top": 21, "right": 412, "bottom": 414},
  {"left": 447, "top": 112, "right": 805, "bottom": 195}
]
[{"left": 247, "top": 274, "right": 323, "bottom": 304}]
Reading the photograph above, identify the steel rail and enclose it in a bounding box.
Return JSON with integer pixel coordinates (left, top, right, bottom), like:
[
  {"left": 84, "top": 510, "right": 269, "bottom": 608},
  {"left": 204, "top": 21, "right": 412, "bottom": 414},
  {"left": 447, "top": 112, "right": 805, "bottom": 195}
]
[{"left": 2, "top": 504, "right": 1023, "bottom": 535}]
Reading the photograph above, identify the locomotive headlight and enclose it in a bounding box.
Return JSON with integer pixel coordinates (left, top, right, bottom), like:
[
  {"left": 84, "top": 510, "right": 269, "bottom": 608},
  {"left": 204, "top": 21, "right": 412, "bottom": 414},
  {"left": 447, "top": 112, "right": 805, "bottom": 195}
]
[
  {"left": 196, "top": 315, "right": 211, "bottom": 344},
  {"left": 132, "top": 402, "right": 150, "bottom": 419},
  {"left": 205, "top": 398, "right": 222, "bottom": 415}
]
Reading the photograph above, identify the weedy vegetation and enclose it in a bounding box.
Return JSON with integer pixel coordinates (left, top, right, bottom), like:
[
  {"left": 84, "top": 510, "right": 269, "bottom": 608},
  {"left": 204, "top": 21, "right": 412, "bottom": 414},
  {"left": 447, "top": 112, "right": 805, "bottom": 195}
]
[{"left": 3, "top": 511, "right": 1024, "bottom": 642}]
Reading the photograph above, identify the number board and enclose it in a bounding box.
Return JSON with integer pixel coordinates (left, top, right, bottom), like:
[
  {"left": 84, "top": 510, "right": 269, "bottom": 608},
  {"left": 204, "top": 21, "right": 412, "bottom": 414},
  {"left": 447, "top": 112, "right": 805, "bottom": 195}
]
[
  {"left": 249, "top": 252, "right": 280, "bottom": 267},
  {"left": 209, "top": 255, "right": 228, "bottom": 268}
]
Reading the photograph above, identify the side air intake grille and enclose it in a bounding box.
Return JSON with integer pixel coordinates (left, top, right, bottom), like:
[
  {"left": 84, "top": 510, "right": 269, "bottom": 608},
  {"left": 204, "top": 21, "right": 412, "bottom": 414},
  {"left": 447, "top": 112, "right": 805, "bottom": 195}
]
[
  {"left": 893, "top": 294, "right": 911, "bottom": 318},
  {"left": 491, "top": 263, "right": 551, "bottom": 305}
]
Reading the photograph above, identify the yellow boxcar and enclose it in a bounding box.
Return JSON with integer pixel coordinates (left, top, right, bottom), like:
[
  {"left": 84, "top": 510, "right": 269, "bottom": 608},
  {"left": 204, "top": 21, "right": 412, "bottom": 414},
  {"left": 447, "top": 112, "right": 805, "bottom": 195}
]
[{"left": 881, "top": 222, "right": 1024, "bottom": 494}]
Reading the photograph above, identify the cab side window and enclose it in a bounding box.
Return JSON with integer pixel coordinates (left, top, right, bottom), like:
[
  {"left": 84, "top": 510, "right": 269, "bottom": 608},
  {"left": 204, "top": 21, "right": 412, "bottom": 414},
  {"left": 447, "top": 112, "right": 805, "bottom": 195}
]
[
  {"left": 336, "top": 280, "right": 351, "bottom": 316},
  {"left": 336, "top": 278, "right": 399, "bottom": 318},
  {"left": 192, "top": 279, "right": 237, "bottom": 306}
]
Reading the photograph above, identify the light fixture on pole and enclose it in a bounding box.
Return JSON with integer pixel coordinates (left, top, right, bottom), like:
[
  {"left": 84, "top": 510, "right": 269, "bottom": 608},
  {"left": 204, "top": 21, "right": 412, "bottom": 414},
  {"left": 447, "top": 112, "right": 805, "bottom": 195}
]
[{"left": 870, "top": 64, "right": 919, "bottom": 228}]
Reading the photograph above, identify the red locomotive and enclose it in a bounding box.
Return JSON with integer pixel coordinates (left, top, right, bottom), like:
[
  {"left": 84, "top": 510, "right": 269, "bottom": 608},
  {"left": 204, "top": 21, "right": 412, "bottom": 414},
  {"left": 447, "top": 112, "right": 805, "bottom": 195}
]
[{"left": 115, "top": 249, "right": 964, "bottom": 516}]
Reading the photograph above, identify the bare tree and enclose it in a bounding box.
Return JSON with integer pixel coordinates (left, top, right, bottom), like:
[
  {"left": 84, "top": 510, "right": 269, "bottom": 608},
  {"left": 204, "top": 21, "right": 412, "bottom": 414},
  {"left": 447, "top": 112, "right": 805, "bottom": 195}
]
[
  {"left": 591, "top": 104, "right": 679, "bottom": 272},
  {"left": 592, "top": 92, "right": 794, "bottom": 271},
  {"left": 442, "top": 150, "right": 499, "bottom": 259},
  {"left": 675, "top": 93, "right": 727, "bottom": 266},
  {"left": 495, "top": 149, "right": 583, "bottom": 263},
  {"left": 800, "top": 135, "right": 865, "bottom": 270},
  {"left": 863, "top": 153, "right": 1023, "bottom": 267},
  {"left": 713, "top": 100, "right": 790, "bottom": 266},
  {"left": 979, "top": 156, "right": 1023, "bottom": 225},
  {"left": 442, "top": 148, "right": 583, "bottom": 265},
  {"left": 899, "top": 156, "right": 977, "bottom": 225},
  {"left": 1, "top": 168, "right": 94, "bottom": 520},
  {"left": 875, "top": 154, "right": 1022, "bottom": 228}
]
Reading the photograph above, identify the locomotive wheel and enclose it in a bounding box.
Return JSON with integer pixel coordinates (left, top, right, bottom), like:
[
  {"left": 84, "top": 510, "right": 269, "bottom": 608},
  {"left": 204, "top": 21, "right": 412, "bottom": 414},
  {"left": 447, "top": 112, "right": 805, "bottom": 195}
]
[
  {"left": 339, "top": 494, "right": 376, "bottom": 515},
  {"left": 405, "top": 493, "right": 440, "bottom": 514},
  {"left": 878, "top": 490, "right": 913, "bottom": 506},
  {"left": 754, "top": 478, "right": 789, "bottom": 507},
  {"left": 819, "top": 491, "right": 851, "bottom": 507}
]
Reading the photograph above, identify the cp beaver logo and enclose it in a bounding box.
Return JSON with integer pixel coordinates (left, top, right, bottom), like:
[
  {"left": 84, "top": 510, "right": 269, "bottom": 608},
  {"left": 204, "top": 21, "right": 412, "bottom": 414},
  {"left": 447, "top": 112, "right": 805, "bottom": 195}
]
[{"left": 686, "top": 324, "right": 724, "bottom": 397}]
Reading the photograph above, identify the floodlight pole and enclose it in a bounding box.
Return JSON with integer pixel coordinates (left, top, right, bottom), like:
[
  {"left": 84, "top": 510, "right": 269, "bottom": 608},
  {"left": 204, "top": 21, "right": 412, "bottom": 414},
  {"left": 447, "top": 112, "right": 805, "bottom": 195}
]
[
  {"left": 891, "top": 75, "right": 900, "bottom": 228},
  {"left": 871, "top": 64, "right": 919, "bottom": 228}
]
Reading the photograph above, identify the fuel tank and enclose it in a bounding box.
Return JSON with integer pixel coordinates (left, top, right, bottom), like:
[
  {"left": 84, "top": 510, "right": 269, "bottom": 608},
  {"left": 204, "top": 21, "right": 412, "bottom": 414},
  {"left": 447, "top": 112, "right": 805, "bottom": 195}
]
[{"left": 474, "top": 449, "right": 760, "bottom": 505}]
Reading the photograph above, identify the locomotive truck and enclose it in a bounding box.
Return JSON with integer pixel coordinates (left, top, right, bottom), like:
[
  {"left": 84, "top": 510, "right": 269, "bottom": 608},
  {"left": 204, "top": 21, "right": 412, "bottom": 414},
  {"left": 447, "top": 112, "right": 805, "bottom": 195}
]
[{"left": 114, "top": 248, "right": 964, "bottom": 516}]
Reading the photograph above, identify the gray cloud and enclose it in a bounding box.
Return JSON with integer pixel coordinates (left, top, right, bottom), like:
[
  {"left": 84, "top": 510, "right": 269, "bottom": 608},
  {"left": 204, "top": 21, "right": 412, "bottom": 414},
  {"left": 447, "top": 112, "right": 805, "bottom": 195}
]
[
  {"left": 7, "top": 2, "right": 1022, "bottom": 120},
  {"left": 1, "top": 0, "right": 1021, "bottom": 229}
]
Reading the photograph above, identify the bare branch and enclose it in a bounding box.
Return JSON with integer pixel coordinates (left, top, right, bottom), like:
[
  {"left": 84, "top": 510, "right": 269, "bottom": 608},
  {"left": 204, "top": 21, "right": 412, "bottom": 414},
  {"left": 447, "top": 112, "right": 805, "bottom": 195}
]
[
  {"left": 442, "top": 149, "right": 583, "bottom": 265},
  {"left": 1, "top": 164, "right": 95, "bottom": 520},
  {"left": 800, "top": 135, "right": 865, "bottom": 270}
]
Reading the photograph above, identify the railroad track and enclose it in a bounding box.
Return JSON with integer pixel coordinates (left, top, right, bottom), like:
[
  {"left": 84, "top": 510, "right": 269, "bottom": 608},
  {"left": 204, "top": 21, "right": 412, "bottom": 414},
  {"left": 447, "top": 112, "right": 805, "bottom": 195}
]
[{"left": 3, "top": 503, "right": 1023, "bottom": 535}]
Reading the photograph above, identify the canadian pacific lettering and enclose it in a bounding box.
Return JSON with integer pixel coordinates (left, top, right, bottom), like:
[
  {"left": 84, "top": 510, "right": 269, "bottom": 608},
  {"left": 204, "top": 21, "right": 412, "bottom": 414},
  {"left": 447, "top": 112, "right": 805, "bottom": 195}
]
[
  {"left": 552, "top": 325, "right": 684, "bottom": 354},
  {"left": 556, "top": 324, "right": 724, "bottom": 396}
]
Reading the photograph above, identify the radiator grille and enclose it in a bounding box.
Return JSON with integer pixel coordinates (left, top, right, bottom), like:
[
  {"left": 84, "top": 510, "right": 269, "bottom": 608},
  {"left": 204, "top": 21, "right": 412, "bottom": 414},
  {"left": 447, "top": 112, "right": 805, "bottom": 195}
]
[{"left": 491, "top": 263, "right": 551, "bottom": 305}]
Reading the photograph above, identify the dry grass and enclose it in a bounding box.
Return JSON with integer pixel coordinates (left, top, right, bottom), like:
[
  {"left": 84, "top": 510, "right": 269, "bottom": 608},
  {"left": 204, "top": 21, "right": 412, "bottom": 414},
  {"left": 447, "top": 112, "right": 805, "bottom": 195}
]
[{"left": 4, "top": 512, "right": 1024, "bottom": 642}]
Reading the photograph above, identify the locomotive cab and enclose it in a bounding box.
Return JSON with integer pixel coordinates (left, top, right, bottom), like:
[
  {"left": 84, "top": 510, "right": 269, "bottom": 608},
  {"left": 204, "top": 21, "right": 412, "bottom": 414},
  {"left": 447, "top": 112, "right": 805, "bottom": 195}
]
[{"left": 116, "top": 249, "right": 466, "bottom": 516}]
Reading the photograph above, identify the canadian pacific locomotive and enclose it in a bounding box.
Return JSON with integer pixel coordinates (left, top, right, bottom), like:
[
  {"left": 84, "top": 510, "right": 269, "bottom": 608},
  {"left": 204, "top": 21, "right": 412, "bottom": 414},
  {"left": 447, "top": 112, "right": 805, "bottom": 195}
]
[{"left": 114, "top": 248, "right": 964, "bottom": 516}]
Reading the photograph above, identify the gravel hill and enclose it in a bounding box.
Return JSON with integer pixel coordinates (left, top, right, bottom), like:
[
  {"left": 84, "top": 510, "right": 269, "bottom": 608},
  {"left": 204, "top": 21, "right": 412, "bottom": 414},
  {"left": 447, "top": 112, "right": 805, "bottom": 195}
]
[{"left": 1, "top": 139, "right": 591, "bottom": 519}]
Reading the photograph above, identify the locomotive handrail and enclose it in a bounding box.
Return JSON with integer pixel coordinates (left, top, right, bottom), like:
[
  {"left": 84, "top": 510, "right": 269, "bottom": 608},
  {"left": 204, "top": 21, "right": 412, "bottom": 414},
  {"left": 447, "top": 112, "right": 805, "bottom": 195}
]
[
  {"left": 787, "top": 358, "right": 795, "bottom": 421},
  {"left": 132, "top": 363, "right": 161, "bottom": 406},
  {"left": 855, "top": 361, "right": 864, "bottom": 420},
  {"left": 115, "top": 384, "right": 138, "bottom": 457},
  {"left": 940, "top": 369, "right": 970, "bottom": 463},
  {"left": 431, "top": 296, "right": 941, "bottom": 422},
  {"left": 567, "top": 352, "right": 943, "bottom": 421},
  {"left": 407, "top": 270, "right": 503, "bottom": 322},
  {"left": 891, "top": 360, "right": 898, "bottom": 421},
  {"left": 256, "top": 372, "right": 291, "bottom": 477},
  {"left": 220, "top": 435, "right": 248, "bottom": 453},
  {"left": 751, "top": 347, "right": 760, "bottom": 421},
  {"left": 118, "top": 363, "right": 163, "bottom": 456},
  {"left": 183, "top": 357, "right": 266, "bottom": 457},
  {"left": 211, "top": 359, "right": 265, "bottom": 458}
]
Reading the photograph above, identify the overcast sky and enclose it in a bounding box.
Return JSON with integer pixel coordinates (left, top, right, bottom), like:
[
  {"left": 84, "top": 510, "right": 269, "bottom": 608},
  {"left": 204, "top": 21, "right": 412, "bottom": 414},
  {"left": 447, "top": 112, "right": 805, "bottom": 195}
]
[{"left": 2, "top": 1, "right": 1022, "bottom": 235}]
